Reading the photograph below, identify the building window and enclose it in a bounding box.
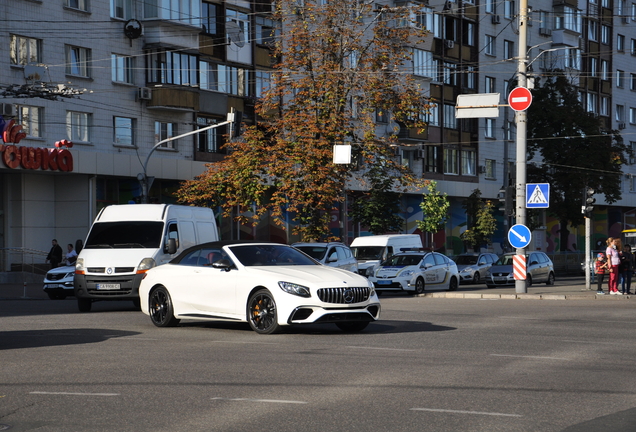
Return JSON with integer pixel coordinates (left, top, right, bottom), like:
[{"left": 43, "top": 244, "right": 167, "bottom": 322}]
[
  {"left": 425, "top": 146, "right": 439, "bottom": 173},
  {"left": 485, "top": 0, "right": 495, "bottom": 14},
  {"left": 554, "top": 5, "right": 582, "bottom": 32},
  {"left": 199, "top": 61, "right": 250, "bottom": 96},
  {"left": 504, "top": 40, "right": 514, "bottom": 60},
  {"left": 618, "top": 34, "right": 625, "bottom": 52},
  {"left": 66, "top": 0, "right": 88, "bottom": 11},
  {"left": 630, "top": 107, "right": 636, "bottom": 124},
  {"left": 600, "top": 97, "right": 609, "bottom": 116},
  {"left": 464, "top": 22, "right": 474, "bottom": 46},
  {"left": 485, "top": 159, "right": 496, "bottom": 179},
  {"left": 442, "top": 62, "right": 457, "bottom": 86},
  {"left": 586, "top": 93, "right": 598, "bottom": 113},
  {"left": 66, "top": 45, "right": 91, "bottom": 77},
  {"left": 485, "top": 76, "right": 496, "bottom": 93},
  {"left": 617, "top": 70, "right": 625, "bottom": 88},
  {"left": 227, "top": 9, "right": 250, "bottom": 48},
  {"left": 630, "top": 141, "right": 636, "bottom": 165},
  {"left": 17, "top": 105, "right": 42, "bottom": 138},
  {"left": 114, "top": 116, "right": 134, "bottom": 146},
  {"left": 588, "top": 20, "right": 598, "bottom": 41},
  {"left": 504, "top": 120, "right": 515, "bottom": 141},
  {"left": 631, "top": 73, "right": 636, "bottom": 91},
  {"left": 10, "top": 35, "right": 41, "bottom": 65},
  {"left": 564, "top": 48, "right": 581, "bottom": 70},
  {"left": 601, "top": 25, "right": 610, "bottom": 44},
  {"left": 155, "top": 121, "right": 178, "bottom": 149},
  {"left": 443, "top": 104, "right": 457, "bottom": 129},
  {"left": 376, "top": 109, "right": 388, "bottom": 123},
  {"left": 255, "top": 70, "right": 271, "bottom": 98},
  {"left": 425, "top": 105, "right": 439, "bottom": 127},
  {"left": 589, "top": 57, "right": 598, "bottom": 77},
  {"left": 631, "top": 39, "right": 636, "bottom": 55},
  {"left": 202, "top": 1, "right": 221, "bottom": 35},
  {"left": 443, "top": 148, "right": 459, "bottom": 174},
  {"left": 255, "top": 16, "right": 275, "bottom": 45},
  {"left": 196, "top": 117, "right": 224, "bottom": 153},
  {"left": 464, "top": 66, "right": 476, "bottom": 89},
  {"left": 461, "top": 149, "right": 476, "bottom": 176},
  {"left": 148, "top": 50, "right": 198, "bottom": 86},
  {"left": 600, "top": 60, "right": 609, "bottom": 81},
  {"left": 111, "top": 54, "right": 134, "bottom": 84},
  {"left": 616, "top": 105, "right": 625, "bottom": 122},
  {"left": 485, "top": 35, "right": 495, "bottom": 56},
  {"left": 503, "top": 0, "right": 514, "bottom": 19},
  {"left": 111, "top": 0, "right": 132, "bottom": 19},
  {"left": 413, "top": 49, "right": 436, "bottom": 78},
  {"left": 66, "top": 111, "right": 91, "bottom": 142},
  {"left": 485, "top": 118, "right": 495, "bottom": 138}
]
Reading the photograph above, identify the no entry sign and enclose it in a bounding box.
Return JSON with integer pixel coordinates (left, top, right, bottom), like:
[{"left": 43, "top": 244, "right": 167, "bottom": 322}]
[{"left": 508, "top": 87, "right": 532, "bottom": 111}]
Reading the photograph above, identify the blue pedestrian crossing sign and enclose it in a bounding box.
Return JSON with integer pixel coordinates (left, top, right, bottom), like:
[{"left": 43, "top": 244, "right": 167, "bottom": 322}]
[
  {"left": 508, "top": 224, "right": 532, "bottom": 249},
  {"left": 526, "top": 183, "right": 550, "bottom": 208}
]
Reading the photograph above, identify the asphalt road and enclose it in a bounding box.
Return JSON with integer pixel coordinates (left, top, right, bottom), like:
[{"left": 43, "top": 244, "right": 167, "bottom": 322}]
[{"left": 1, "top": 295, "right": 636, "bottom": 432}]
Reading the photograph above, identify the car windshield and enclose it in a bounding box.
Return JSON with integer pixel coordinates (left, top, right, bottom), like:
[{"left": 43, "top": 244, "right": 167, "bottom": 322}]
[
  {"left": 494, "top": 255, "right": 514, "bottom": 266},
  {"left": 383, "top": 254, "right": 424, "bottom": 266},
  {"left": 455, "top": 255, "right": 478, "bottom": 265},
  {"left": 294, "top": 246, "right": 327, "bottom": 260},
  {"left": 229, "top": 244, "right": 318, "bottom": 266},
  {"left": 351, "top": 246, "right": 384, "bottom": 260},
  {"left": 84, "top": 221, "right": 164, "bottom": 248}
]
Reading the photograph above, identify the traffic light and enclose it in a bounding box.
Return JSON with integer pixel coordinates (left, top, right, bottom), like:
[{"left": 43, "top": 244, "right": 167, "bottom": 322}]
[
  {"left": 498, "top": 186, "right": 515, "bottom": 216},
  {"left": 582, "top": 187, "right": 595, "bottom": 217}
]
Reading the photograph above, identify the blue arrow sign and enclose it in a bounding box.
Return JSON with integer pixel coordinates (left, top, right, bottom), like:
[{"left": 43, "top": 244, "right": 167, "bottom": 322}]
[
  {"left": 526, "top": 183, "right": 549, "bottom": 208},
  {"left": 508, "top": 224, "right": 532, "bottom": 249}
]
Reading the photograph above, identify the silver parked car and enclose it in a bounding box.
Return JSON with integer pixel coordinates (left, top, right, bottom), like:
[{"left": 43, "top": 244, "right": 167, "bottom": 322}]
[
  {"left": 292, "top": 242, "right": 358, "bottom": 273},
  {"left": 485, "top": 252, "right": 555, "bottom": 288},
  {"left": 454, "top": 252, "right": 499, "bottom": 284}
]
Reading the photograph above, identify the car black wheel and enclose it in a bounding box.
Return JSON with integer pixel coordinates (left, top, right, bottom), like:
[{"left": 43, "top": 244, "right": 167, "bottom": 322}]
[
  {"left": 449, "top": 277, "right": 458, "bottom": 291},
  {"left": 413, "top": 277, "right": 425, "bottom": 295},
  {"left": 473, "top": 273, "right": 480, "bottom": 284},
  {"left": 149, "top": 286, "right": 180, "bottom": 327},
  {"left": 77, "top": 298, "right": 92, "bottom": 312},
  {"left": 336, "top": 321, "right": 369, "bottom": 332},
  {"left": 247, "top": 289, "right": 281, "bottom": 335},
  {"left": 546, "top": 272, "right": 555, "bottom": 286},
  {"left": 526, "top": 275, "right": 533, "bottom": 287}
]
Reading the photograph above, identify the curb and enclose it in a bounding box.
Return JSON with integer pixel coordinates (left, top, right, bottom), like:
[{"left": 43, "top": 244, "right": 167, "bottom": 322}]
[{"left": 415, "top": 292, "right": 633, "bottom": 300}]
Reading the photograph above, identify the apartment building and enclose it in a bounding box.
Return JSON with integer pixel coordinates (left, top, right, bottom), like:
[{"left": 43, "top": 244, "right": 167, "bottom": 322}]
[{"left": 0, "top": 0, "right": 634, "bottom": 257}]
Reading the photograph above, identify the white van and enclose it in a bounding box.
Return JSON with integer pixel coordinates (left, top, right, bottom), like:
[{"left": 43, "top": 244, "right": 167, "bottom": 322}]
[
  {"left": 74, "top": 204, "right": 218, "bottom": 312},
  {"left": 350, "top": 234, "right": 423, "bottom": 277}
]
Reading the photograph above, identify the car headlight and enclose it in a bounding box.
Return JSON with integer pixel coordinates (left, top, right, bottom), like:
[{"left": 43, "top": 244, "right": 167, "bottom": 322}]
[
  {"left": 137, "top": 258, "right": 156, "bottom": 274},
  {"left": 365, "top": 267, "right": 375, "bottom": 277},
  {"left": 279, "top": 281, "right": 311, "bottom": 297},
  {"left": 485, "top": 270, "right": 491, "bottom": 277},
  {"left": 75, "top": 257, "right": 85, "bottom": 274},
  {"left": 461, "top": 267, "right": 473, "bottom": 273},
  {"left": 400, "top": 269, "right": 415, "bottom": 278}
]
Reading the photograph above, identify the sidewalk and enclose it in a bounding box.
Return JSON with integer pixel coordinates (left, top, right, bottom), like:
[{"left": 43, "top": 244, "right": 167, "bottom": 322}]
[{"left": 0, "top": 276, "right": 633, "bottom": 301}]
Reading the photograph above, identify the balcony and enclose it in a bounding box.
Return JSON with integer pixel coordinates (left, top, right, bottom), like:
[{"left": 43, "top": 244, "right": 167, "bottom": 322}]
[{"left": 146, "top": 87, "right": 199, "bottom": 112}]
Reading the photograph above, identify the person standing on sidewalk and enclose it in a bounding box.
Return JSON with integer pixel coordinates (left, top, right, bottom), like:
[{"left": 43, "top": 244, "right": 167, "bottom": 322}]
[
  {"left": 606, "top": 237, "right": 622, "bottom": 295},
  {"left": 595, "top": 252, "right": 609, "bottom": 294},
  {"left": 620, "top": 244, "right": 634, "bottom": 294}
]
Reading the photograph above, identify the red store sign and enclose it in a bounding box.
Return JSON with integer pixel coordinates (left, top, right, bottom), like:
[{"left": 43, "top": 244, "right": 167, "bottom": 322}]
[{"left": 0, "top": 145, "right": 74, "bottom": 172}]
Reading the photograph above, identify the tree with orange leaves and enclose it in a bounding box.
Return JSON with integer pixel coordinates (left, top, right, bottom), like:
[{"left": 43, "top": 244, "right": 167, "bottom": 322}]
[{"left": 177, "top": 0, "right": 433, "bottom": 241}]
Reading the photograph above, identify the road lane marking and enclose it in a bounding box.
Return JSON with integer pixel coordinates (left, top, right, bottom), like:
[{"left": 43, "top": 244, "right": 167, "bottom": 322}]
[
  {"left": 345, "top": 346, "right": 418, "bottom": 352},
  {"left": 211, "top": 397, "right": 307, "bottom": 404},
  {"left": 30, "top": 391, "right": 119, "bottom": 396},
  {"left": 490, "top": 354, "right": 570, "bottom": 361},
  {"left": 411, "top": 408, "right": 522, "bottom": 417}
]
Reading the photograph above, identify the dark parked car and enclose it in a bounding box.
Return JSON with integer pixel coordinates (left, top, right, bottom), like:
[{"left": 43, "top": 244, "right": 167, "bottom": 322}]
[{"left": 485, "top": 252, "right": 555, "bottom": 287}]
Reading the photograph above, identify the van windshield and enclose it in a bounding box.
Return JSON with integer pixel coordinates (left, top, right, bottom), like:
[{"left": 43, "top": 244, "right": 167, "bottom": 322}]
[
  {"left": 85, "top": 222, "right": 164, "bottom": 249},
  {"left": 351, "top": 246, "right": 385, "bottom": 260}
]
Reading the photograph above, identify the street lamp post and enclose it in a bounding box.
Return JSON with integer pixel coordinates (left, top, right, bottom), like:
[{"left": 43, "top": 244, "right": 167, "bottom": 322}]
[{"left": 138, "top": 111, "right": 237, "bottom": 203}]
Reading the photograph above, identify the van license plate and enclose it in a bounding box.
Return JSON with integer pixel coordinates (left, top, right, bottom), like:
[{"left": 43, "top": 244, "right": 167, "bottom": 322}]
[{"left": 96, "top": 283, "right": 120, "bottom": 290}]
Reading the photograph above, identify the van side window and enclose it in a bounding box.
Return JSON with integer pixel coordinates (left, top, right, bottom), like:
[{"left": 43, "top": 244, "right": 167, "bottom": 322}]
[
  {"left": 166, "top": 223, "right": 179, "bottom": 252},
  {"left": 385, "top": 246, "right": 393, "bottom": 260}
]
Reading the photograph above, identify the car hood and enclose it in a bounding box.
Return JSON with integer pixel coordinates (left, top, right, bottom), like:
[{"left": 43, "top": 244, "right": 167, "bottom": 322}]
[
  {"left": 45, "top": 265, "right": 75, "bottom": 275},
  {"left": 489, "top": 265, "right": 512, "bottom": 273},
  {"left": 456, "top": 264, "right": 474, "bottom": 271},
  {"left": 244, "top": 266, "right": 369, "bottom": 287}
]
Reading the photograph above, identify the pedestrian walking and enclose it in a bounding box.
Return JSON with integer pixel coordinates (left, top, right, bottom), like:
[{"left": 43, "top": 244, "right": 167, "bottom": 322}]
[
  {"left": 606, "top": 237, "right": 622, "bottom": 295},
  {"left": 594, "top": 252, "right": 609, "bottom": 294},
  {"left": 620, "top": 244, "right": 634, "bottom": 294},
  {"left": 45, "top": 239, "right": 63, "bottom": 269}
]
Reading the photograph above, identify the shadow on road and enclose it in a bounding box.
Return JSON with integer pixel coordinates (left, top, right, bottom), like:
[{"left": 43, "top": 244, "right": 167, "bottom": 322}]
[{"left": 0, "top": 328, "right": 140, "bottom": 350}]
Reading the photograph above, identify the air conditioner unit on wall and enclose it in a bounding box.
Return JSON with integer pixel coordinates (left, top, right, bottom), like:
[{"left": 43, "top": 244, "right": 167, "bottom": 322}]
[
  {"left": 478, "top": 165, "right": 486, "bottom": 174},
  {"left": 138, "top": 87, "right": 152, "bottom": 100},
  {"left": 622, "top": 16, "right": 629, "bottom": 24},
  {"left": 491, "top": 14, "right": 501, "bottom": 24},
  {"left": 1, "top": 103, "right": 15, "bottom": 117},
  {"left": 444, "top": 40, "right": 455, "bottom": 49},
  {"left": 619, "top": 122, "right": 626, "bottom": 129},
  {"left": 539, "top": 27, "right": 552, "bottom": 36}
]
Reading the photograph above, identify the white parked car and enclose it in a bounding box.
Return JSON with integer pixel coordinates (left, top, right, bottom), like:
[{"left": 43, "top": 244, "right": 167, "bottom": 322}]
[
  {"left": 454, "top": 252, "right": 499, "bottom": 284},
  {"left": 368, "top": 251, "right": 459, "bottom": 294},
  {"left": 43, "top": 265, "right": 75, "bottom": 300},
  {"left": 139, "top": 242, "right": 381, "bottom": 334},
  {"left": 291, "top": 242, "right": 358, "bottom": 273}
]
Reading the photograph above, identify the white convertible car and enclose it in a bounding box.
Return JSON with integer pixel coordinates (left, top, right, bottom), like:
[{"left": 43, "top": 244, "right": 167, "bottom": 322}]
[{"left": 139, "top": 241, "right": 381, "bottom": 334}]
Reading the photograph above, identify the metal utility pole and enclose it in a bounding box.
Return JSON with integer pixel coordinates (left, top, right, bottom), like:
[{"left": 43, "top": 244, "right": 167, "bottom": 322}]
[{"left": 514, "top": 0, "right": 529, "bottom": 294}]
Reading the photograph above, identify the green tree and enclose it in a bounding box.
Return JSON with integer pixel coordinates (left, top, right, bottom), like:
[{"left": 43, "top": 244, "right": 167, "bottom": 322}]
[
  {"left": 460, "top": 189, "right": 496, "bottom": 250},
  {"left": 418, "top": 181, "right": 449, "bottom": 248},
  {"left": 177, "top": 0, "right": 431, "bottom": 241},
  {"left": 526, "top": 70, "right": 629, "bottom": 251}
]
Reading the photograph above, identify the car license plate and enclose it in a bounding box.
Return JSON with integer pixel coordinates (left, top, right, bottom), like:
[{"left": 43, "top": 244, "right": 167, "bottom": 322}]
[
  {"left": 494, "top": 277, "right": 507, "bottom": 282},
  {"left": 96, "top": 283, "right": 121, "bottom": 290},
  {"left": 46, "top": 284, "right": 62, "bottom": 289},
  {"left": 377, "top": 279, "right": 391, "bottom": 285}
]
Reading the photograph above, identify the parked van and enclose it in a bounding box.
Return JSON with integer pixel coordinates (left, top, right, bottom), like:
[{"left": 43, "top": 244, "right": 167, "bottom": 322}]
[
  {"left": 350, "top": 234, "right": 423, "bottom": 276},
  {"left": 74, "top": 204, "right": 218, "bottom": 312}
]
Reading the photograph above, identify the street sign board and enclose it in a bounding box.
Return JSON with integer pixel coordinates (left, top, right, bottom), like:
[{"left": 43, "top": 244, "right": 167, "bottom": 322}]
[
  {"left": 455, "top": 93, "right": 500, "bottom": 118},
  {"left": 526, "top": 183, "right": 550, "bottom": 208},
  {"left": 508, "top": 224, "right": 532, "bottom": 249},
  {"left": 508, "top": 87, "right": 532, "bottom": 111}
]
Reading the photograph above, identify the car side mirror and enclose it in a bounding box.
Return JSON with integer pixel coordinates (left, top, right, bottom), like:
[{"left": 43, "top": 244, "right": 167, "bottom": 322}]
[
  {"left": 166, "top": 238, "right": 177, "bottom": 255},
  {"left": 530, "top": 261, "right": 538, "bottom": 266},
  {"left": 424, "top": 263, "right": 433, "bottom": 269},
  {"left": 478, "top": 261, "right": 486, "bottom": 265},
  {"left": 212, "top": 259, "right": 232, "bottom": 271}
]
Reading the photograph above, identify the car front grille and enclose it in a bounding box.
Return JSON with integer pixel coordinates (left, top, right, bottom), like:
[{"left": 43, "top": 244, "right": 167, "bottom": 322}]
[
  {"left": 46, "top": 273, "right": 67, "bottom": 281},
  {"left": 317, "top": 287, "right": 370, "bottom": 304}
]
